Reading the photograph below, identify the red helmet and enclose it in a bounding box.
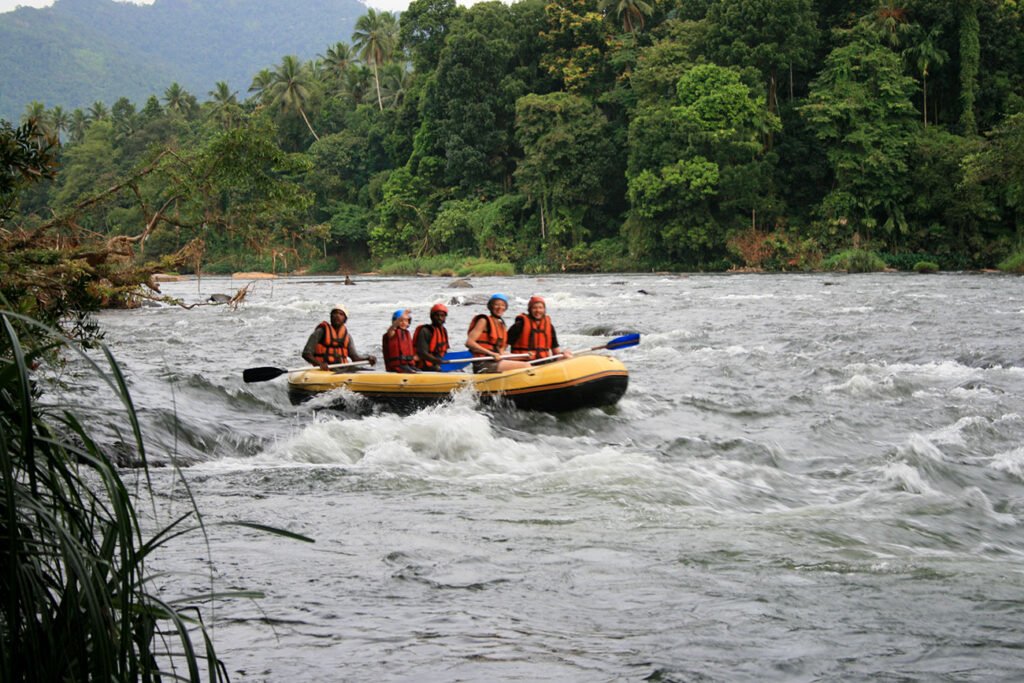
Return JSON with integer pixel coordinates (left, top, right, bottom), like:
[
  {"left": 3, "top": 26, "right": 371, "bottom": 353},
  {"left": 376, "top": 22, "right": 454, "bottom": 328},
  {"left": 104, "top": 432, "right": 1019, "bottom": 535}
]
[
  {"left": 528, "top": 296, "right": 545, "bottom": 308},
  {"left": 430, "top": 303, "right": 448, "bottom": 314}
]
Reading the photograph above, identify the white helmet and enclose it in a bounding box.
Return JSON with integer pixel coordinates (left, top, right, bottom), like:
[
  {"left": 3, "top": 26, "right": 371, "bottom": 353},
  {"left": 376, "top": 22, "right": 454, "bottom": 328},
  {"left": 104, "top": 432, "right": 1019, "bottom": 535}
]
[{"left": 330, "top": 303, "right": 349, "bottom": 317}]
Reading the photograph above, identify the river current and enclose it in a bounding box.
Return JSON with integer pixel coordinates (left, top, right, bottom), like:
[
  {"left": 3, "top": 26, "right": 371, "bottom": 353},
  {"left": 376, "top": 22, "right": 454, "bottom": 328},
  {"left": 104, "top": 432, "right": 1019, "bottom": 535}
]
[{"left": 57, "top": 273, "right": 1024, "bottom": 681}]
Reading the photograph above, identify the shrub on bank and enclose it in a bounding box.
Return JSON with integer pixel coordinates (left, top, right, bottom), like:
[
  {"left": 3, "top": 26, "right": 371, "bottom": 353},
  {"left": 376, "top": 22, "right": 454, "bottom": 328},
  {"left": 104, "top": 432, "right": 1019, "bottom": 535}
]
[
  {"left": 822, "top": 249, "right": 887, "bottom": 273},
  {"left": 0, "top": 312, "right": 311, "bottom": 680},
  {"left": 914, "top": 261, "right": 940, "bottom": 273},
  {"left": 998, "top": 251, "right": 1024, "bottom": 274}
]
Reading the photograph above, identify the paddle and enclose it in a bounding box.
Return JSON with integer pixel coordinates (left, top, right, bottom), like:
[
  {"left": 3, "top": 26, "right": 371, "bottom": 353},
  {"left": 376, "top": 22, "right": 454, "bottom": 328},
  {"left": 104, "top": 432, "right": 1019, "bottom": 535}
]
[
  {"left": 528, "top": 332, "right": 641, "bottom": 365},
  {"left": 243, "top": 360, "right": 370, "bottom": 383},
  {"left": 440, "top": 351, "right": 530, "bottom": 372}
]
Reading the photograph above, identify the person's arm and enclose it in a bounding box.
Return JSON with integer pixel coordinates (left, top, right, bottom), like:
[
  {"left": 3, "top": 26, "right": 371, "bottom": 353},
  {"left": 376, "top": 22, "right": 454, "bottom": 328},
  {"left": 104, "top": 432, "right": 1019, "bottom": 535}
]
[
  {"left": 466, "top": 318, "right": 501, "bottom": 360},
  {"left": 302, "top": 328, "right": 326, "bottom": 369},
  {"left": 347, "top": 339, "right": 377, "bottom": 366},
  {"left": 550, "top": 326, "right": 572, "bottom": 357},
  {"left": 416, "top": 327, "right": 443, "bottom": 365},
  {"left": 506, "top": 318, "right": 523, "bottom": 350}
]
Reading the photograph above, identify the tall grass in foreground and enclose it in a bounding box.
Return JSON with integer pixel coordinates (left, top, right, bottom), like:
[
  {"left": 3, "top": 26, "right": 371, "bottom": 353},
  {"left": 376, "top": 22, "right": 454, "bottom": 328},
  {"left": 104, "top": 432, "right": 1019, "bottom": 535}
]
[{"left": 1, "top": 312, "right": 311, "bottom": 681}]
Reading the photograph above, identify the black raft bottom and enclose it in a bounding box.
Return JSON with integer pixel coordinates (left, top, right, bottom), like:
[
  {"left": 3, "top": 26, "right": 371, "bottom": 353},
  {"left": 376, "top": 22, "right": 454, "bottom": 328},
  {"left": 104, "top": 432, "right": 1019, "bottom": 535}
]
[{"left": 289, "top": 374, "right": 628, "bottom": 414}]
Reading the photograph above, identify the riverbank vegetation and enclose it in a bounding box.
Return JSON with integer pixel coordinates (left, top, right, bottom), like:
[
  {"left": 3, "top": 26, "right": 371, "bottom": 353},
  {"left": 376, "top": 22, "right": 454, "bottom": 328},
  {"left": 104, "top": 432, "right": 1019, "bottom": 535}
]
[{"left": 3, "top": 0, "right": 1024, "bottom": 281}]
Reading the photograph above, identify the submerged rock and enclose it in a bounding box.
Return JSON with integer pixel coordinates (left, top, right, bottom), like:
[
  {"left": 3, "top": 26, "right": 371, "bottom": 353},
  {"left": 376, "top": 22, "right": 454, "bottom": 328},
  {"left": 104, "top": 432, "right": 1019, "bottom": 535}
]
[{"left": 448, "top": 279, "right": 473, "bottom": 288}]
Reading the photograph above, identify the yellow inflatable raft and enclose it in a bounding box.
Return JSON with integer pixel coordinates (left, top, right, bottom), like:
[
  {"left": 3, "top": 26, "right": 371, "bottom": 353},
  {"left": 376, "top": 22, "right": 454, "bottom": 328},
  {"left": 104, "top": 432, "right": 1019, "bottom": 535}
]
[{"left": 287, "top": 354, "right": 628, "bottom": 412}]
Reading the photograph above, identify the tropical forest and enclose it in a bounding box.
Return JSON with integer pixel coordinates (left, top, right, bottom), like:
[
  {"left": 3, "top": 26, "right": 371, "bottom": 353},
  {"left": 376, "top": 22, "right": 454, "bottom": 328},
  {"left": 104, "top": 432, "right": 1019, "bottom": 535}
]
[{"left": 3, "top": 0, "right": 1024, "bottom": 313}]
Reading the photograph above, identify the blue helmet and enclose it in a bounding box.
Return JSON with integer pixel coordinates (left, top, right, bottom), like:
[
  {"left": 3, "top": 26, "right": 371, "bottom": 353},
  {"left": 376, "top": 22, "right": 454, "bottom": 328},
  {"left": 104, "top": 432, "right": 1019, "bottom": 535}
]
[
  {"left": 392, "top": 309, "right": 405, "bottom": 321},
  {"left": 489, "top": 293, "right": 509, "bottom": 306}
]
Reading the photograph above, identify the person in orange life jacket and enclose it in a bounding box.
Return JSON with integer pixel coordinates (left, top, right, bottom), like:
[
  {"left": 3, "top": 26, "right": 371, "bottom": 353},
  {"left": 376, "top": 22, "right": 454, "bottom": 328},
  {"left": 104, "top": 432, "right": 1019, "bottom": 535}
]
[
  {"left": 507, "top": 296, "right": 573, "bottom": 361},
  {"left": 383, "top": 308, "right": 418, "bottom": 373},
  {"left": 414, "top": 303, "right": 450, "bottom": 371},
  {"left": 302, "top": 303, "right": 376, "bottom": 371},
  {"left": 465, "top": 293, "right": 531, "bottom": 373}
]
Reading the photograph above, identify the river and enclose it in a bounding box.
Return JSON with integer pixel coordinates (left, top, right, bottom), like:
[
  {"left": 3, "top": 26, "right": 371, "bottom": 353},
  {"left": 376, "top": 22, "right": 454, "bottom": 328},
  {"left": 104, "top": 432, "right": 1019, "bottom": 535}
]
[{"left": 57, "top": 272, "right": 1024, "bottom": 681}]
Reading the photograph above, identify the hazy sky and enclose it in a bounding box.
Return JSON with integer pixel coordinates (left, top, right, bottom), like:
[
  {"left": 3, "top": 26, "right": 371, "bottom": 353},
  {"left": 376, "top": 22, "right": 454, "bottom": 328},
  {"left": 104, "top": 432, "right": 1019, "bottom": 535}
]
[{"left": 0, "top": 0, "right": 418, "bottom": 14}]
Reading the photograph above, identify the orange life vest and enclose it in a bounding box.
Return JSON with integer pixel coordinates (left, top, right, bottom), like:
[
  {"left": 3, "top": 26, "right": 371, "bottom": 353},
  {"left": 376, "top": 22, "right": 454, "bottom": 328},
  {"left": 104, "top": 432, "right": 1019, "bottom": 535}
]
[
  {"left": 511, "top": 313, "right": 554, "bottom": 360},
  {"left": 413, "top": 324, "right": 450, "bottom": 370},
  {"left": 382, "top": 327, "right": 415, "bottom": 372},
  {"left": 313, "top": 321, "right": 352, "bottom": 365},
  {"left": 468, "top": 313, "right": 507, "bottom": 355}
]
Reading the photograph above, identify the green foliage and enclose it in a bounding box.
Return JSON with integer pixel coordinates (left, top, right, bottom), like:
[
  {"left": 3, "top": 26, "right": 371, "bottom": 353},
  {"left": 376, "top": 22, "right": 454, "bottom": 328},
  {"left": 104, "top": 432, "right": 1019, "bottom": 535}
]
[
  {"left": 0, "top": 118, "right": 59, "bottom": 220},
  {"left": 800, "top": 28, "right": 918, "bottom": 245},
  {"left": 1, "top": 311, "right": 316, "bottom": 680},
  {"left": 514, "top": 92, "right": 617, "bottom": 248},
  {"left": 822, "top": 248, "right": 886, "bottom": 273},
  {"left": 5, "top": 0, "right": 1024, "bottom": 275},
  {"left": 625, "top": 62, "right": 779, "bottom": 263},
  {"left": 914, "top": 260, "right": 939, "bottom": 273},
  {"left": 997, "top": 251, "right": 1024, "bottom": 274},
  {"left": 0, "top": 313, "right": 223, "bottom": 680}
]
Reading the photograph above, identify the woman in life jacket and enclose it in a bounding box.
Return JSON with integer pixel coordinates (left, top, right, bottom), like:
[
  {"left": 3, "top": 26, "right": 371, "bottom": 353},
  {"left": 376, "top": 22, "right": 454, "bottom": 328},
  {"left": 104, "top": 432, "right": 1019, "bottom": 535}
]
[
  {"left": 466, "top": 293, "right": 531, "bottom": 373},
  {"left": 302, "top": 303, "right": 377, "bottom": 370},
  {"left": 413, "top": 303, "right": 450, "bottom": 371},
  {"left": 508, "top": 296, "right": 573, "bottom": 362},
  {"left": 383, "top": 308, "right": 418, "bottom": 372}
]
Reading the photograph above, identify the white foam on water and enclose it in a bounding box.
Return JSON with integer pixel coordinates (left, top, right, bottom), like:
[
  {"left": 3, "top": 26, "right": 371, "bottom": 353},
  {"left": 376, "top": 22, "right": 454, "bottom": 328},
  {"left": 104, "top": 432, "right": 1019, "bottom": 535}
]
[
  {"left": 990, "top": 446, "right": 1024, "bottom": 480},
  {"left": 827, "top": 373, "right": 894, "bottom": 397},
  {"left": 715, "top": 293, "right": 776, "bottom": 300},
  {"left": 880, "top": 461, "right": 937, "bottom": 495},
  {"left": 927, "top": 416, "right": 989, "bottom": 446}
]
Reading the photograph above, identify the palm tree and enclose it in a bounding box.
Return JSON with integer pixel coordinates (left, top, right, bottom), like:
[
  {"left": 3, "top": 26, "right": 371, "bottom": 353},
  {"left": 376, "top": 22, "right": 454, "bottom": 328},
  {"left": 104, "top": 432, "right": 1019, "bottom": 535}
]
[
  {"left": 208, "top": 80, "right": 238, "bottom": 106},
  {"left": 69, "top": 108, "right": 88, "bottom": 143},
  {"left": 48, "top": 105, "right": 71, "bottom": 142},
  {"left": 207, "top": 81, "right": 240, "bottom": 129},
  {"left": 163, "top": 82, "right": 194, "bottom": 115},
  {"left": 906, "top": 25, "right": 948, "bottom": 126},
  {"left": 870, "top": 1, "right": 914, "bottom": 49},
  {"left": 267, "top": 55, "right": 320, "bottom": 141},
  {"left": 319, "top": 41, "right": 357, "bottom": 83},
  {"left": 248, "top": 68, "right": 274, "bottom": 105},
  {"left": 87, "top": 101, "right": 108, "bottom": 122},
  {"left": 352, "top": 9, "right": 398, "bottom": 110},
  {"left": 381, "top": 61, "right": 412, "bottom": 110},
  {"left": 599, "top": 0, "right": 653, "bottom": 38},
  {"left": 342, "top": 65, "right": 373, "bottom": 105},
  {"left": 21, "top": 100, "right": 47, "bottom": 127}
]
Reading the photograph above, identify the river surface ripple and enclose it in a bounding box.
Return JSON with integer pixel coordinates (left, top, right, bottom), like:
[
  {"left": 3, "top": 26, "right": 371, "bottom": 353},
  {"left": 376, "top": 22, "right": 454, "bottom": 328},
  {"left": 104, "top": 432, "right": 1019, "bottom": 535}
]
[{"left": 60, "top": 273, "right": 1024, "bottom": 681}]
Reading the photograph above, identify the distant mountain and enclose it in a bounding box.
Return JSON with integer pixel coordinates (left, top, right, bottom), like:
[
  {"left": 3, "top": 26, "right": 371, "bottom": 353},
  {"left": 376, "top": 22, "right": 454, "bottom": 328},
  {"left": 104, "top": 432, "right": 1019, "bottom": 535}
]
[{"left": 0, "top": 0, "right": 369, "bottom": 121}]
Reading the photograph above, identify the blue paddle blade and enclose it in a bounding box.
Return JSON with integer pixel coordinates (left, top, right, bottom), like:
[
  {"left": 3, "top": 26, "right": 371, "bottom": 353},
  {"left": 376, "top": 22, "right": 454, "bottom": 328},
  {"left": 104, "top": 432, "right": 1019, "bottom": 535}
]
[
  {"left": 605, "top": 333, "right": 640, "bottom": 350},
  {"left": 440, "top": 350, "right": 474, "bottom": 372}
]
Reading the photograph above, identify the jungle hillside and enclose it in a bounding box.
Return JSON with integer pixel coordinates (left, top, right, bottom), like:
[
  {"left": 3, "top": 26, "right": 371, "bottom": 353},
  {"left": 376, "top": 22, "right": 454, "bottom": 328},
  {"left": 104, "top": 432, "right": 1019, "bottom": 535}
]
[{"left": 3, "top": 0, "right": 1024, "bottom": 287}]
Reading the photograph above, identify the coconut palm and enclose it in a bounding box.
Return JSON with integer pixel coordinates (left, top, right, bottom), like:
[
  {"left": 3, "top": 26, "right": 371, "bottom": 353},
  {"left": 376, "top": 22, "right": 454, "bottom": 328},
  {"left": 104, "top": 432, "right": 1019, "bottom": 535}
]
[
  {"left": 162, "top": 82, "right": 195, "bottom": 116},
  {"left": 21, "top": 100, "right": 47, "bottom": 127},
  {"left": 341, "top": 65, "right": 373, "bottom": 105},
  {"left": 266, "top": 55, "right": 320, "bottom": 141},
  {"left": 599, "top": 0, "right": 653, "bottom": 38},
  {"left": 69, "top": 108, "right": 88, "bottom": 143},
  {"left": 207, "top": 81, "right": 240, "bottom": 129},
  {"left": 319, "top": 41, "right": 357, "bottom": 82},
  {"left": 87, "top": 101, "right": 108, "bottom": 122},
  {"left": 248, "top": 68, "right": 274, "bottom": 105},
  {"left": 208, "top": 80, "right": 238, "bottom": 106},
  {"left": 48, "top": 106, "right": 70, "bottom": 142},
  {"left": 352, "top": 9, "right": 398, "bottom": 110},
  {"left": 381, "top": 61, "right": 412, "bottom": 110}
]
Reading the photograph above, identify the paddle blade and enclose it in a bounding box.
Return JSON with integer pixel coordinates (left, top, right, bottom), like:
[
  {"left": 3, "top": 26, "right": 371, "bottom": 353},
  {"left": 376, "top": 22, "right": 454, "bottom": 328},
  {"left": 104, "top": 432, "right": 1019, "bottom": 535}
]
[
  {"left": 604, "top": 333, "right": 640, "bottom": 350},
  {"left": 242, "top": 366, "right": 286, "bottom": 383},
  {"left": 440, "top": 350, "right": 474, "bottom": 372}
]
